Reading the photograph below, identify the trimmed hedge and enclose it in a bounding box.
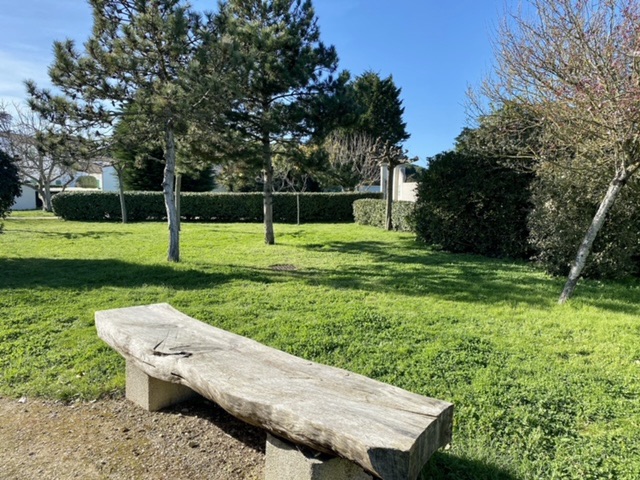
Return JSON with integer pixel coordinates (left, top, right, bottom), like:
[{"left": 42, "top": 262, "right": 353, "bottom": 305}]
[
  {"left": 52, "top": 191, "right": 381, "bottom": 223},
  {"left": 353, "top": 199, "right": 415, "bottom": 231}
]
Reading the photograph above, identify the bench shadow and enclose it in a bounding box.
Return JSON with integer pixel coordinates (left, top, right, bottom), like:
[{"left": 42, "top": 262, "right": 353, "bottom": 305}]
[
  {"left": 419, "top": 451, "right": 518, "bottom": 480},
  {"left": 165, "top": 396, "right": 518, "bottom": 480},
  {"left": 161, "top": 395, "right": 266, "bottom": 454},
  {"left": 167, "top": 397, "right": 516, "bottom": 480}
]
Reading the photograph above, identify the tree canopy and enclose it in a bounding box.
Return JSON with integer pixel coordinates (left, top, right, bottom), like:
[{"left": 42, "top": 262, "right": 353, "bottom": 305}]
[{"left": 350, "top": 71, "right": 409, "bottom": 147}]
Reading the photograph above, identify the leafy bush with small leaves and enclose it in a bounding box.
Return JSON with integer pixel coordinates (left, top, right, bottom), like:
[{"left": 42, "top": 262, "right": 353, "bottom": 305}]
[
  {"left": 353, "top": 199, "right": 414, "bottom": 231},
  {"left": 529, "top": 167, "right": 640, "bottom": 278},
  {"left": 412, "top": 151, "right": 533, "bottom": 258},
  {"left": 52, "top": 191, "right": 380, "bottom": 223},
  {"left": 75, "top": 176, "right": 100, "bottom": 189}
]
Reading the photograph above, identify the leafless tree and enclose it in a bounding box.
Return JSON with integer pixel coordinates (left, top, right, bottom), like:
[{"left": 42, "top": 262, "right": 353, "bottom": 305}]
[
  {"left": 477, "top": 0, "right": 640, "bottom": 303},
  {"left": 323, "top": 131, "right": 380, "bottom": 191},
  {"left": 0, "top": 103, "right": 92, "bottom": 212}
]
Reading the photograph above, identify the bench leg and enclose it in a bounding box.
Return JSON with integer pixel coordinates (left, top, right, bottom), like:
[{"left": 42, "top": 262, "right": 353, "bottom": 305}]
[
  {"left": 125, "top": 361, "right": 196, "bottom": 412},
  {"left": 265, "top": 434, "right": 373, "bottom": 480}
]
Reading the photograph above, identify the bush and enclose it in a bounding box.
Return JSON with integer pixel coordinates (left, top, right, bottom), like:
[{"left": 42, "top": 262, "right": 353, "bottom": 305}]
[
  {"left": 529, "top": 168, "right": 640, "bottom": 278},
  {"left": 0, "top": 150, "right": 21, "bottom": 232},
  {"left": 412, "top": 151, "right": 533, "bottom": 258},
  {"left": 353, "top": 199, "right": 414, "bottom": 231},
  {"left": 75, "top": 176, "right": 99, "bottom": 188},
  {"left": 52, "top": 191, "right": 380, "bottom": 223}
]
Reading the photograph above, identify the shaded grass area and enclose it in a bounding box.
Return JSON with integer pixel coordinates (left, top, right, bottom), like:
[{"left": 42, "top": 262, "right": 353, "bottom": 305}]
[{"left": 1, "top": 220, "right": 639, "bottom": 479}]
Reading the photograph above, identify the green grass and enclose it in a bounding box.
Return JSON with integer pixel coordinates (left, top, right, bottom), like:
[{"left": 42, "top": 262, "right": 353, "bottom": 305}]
[
  {"left": 1, "top": 219, "right": 639, "bottom": 479},
  {"left": 8, "top": 209, "right": 57, "bottom": 218}
]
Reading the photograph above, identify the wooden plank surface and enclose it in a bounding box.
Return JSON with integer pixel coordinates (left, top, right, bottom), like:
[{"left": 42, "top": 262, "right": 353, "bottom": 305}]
[{"left": 96, "top": 303, "right": 453, "bottom": 480}]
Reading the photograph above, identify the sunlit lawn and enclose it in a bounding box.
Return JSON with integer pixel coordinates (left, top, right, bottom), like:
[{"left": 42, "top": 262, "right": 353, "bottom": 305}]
[
  {"left": 1, "top": 218, "right": 639, "bottom": 479},
  {"left": 8, "top": 209, "right": 57, "bottom": 218}
]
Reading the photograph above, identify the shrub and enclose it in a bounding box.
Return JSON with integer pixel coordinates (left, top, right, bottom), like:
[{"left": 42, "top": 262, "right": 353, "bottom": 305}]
[
  {"left": 412, "top": 151, "right": 533, "bottom": 258},
  {"left": 53, "top": 191, "right": 380, "bottom": 223},
  {"left": 75, "top": 176, "right": 100, "bottom": 189},
  {"left": 529, "top": 168, "right": 640, "bottom": 278},
  {"left": 353, "top": 199, "right": 414, "bottom": 231},
  {"left": 0, "top": 150, "right": 21, "bottom": 232}
]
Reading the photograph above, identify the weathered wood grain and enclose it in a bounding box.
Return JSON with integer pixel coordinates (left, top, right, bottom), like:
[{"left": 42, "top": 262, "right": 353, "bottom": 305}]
[{"left": 96, "top": 303, "right": 453, "bottom": 480}]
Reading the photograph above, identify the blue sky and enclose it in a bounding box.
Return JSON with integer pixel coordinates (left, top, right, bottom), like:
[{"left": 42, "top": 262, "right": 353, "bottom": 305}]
[{"left": 0, "top": 0, "right": 508, "bottom": 161}]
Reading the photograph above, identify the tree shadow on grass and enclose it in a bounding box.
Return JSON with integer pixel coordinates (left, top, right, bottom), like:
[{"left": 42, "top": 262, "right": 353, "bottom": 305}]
[
  {"left": 291, "top": 240, "right": 640, "bottom": 313},
  {"left": 259, "top": 239, "right": 559, "bottom": 308},
  {"left": 7, "top": 228, "right": 133, "bottom": 240},
  {"left": 0, "top": 257, "right": 273, "bottom": 291}
]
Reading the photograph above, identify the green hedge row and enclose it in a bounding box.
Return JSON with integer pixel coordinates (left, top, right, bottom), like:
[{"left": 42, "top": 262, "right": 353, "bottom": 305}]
[
  {"left": 353, "top": 199, "right": 415, "bottom": 231},
  {"left": 52, "top": 191, "right": 381, "bottom": 223}
]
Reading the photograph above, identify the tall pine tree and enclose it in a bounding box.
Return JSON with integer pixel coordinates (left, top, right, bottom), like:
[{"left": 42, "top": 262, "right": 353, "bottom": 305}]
[
  {"left": 27, "top": 0, "right": 227, "bottom": 262},
  {"left": 351, "top": 71, "right": 409, "bottom": 146},
  {"left": 218, "top": 0, "right": 342, "bottom": 244}
]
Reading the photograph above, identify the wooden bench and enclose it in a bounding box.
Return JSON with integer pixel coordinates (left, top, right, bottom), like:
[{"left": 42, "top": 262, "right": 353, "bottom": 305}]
[{"left": 96, "top": 303, "right": 453, "bottom": 480}]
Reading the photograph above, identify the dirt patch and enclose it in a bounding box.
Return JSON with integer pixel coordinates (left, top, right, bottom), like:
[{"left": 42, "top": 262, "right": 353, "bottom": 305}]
[
  {"left": 0, "top": 395, "right": 265, "bottom": 480},
  {"left": 269, "top": 264, "right": 297, "bottom": 271}
]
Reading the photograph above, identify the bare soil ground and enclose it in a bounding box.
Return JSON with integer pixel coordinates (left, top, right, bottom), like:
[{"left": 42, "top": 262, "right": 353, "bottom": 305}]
[{"left": 0, "top": 395, "right": 265, "bottom": 480}]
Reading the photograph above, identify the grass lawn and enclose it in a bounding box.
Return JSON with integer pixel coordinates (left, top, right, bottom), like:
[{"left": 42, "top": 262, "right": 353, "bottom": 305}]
[
  {"left": 1, "top": 219, "right": 639, "bottom": 479},
  {"left": 8, "top": 209, "right": 57, "bottom": 218}
]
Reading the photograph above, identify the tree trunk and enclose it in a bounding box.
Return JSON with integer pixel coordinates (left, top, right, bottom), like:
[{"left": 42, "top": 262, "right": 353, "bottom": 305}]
[
  {"left": 42, "top": 182, "right": 53, "bottom": 212},
  {"left": 262, "top": 130, "right": 275, "bottom": 245},
  {"left": 296, "top": 193, "right": 300, "bottom": 226},
  {"left": 558, "top": 169, "right": 629, "bottom": 304},
  {"left": 163, "top": 123, "right": 180, "bottom": 262},
  {"left": 385, "top": 163, "right": 394, "bottom": 231},
  {"left": 174, "top": 174, "right": 182, "bottom": 232},
  {"left": 116, "top": 166, "right": 128, "bottom": 224}
]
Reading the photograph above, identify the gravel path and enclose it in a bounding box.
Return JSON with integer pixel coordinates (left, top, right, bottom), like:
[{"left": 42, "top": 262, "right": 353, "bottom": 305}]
[{"left": 0, "top": 395, "right": 265, "bottom": 480}]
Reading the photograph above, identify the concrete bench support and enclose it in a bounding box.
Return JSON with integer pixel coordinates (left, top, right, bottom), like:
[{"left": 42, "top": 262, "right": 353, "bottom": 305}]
[
  {"left": 126, "top": 361, "right": 195, "bottom": 412},
  {"left": 126, "top": 364, "right": 374, "bottom": 480},
  {"left": 265, "top": 434, "right": 373, "bottom": 480}
]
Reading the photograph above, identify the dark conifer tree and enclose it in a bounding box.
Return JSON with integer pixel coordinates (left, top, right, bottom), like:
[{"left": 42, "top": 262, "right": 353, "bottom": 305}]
[{"left": 218, "top": 0, "right": 342, "bottom": 245}]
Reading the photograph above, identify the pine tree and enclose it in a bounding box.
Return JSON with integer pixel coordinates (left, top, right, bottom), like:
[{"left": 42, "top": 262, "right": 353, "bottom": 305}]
[
  {"left": 219, "top": 0, "right": 341, "bottom": 244},
  {"left": 351, "top": 71, "right": 409, "bottom": 146},
  {"left": 27, "top": 0, "right": 227, "bottom": 261}
]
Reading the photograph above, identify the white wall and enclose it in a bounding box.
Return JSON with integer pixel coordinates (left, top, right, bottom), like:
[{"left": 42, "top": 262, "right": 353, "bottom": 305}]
[
  {"left": 12, "top": 185, "right": 37, "bottom": 210},
  {"left": 381, "top": 164, "right": 418, "bottom": 203},
  {"left": 395, "top": 181, "right": 418, "bottom": 202},
  {"left": 101, "top": 166, "right": 120, "bottom": 192}
]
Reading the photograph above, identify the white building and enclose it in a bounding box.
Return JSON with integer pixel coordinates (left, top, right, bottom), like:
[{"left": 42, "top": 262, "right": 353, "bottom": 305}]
[
  {"left": 380, "top": 164, "right": 420, "bottom": 203},
  {"left": 11, "top": 185, "right": 37, "bottom": 210},
  {"left": 11, "top": 160, "right": 120, "bottom": 210}
]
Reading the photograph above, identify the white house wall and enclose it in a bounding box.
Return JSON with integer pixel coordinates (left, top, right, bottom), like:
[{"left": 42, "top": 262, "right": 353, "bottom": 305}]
[
  {"left": 395, "top": 181, "right": 418, "bottom": 202},
  {"left": 101, "top": 166, "right": 119, "bottom": 192},
  {"left": 381, "top": 164, "right": 418, "bottom": 203},
  {"left": 11, "top": 185, "right": 37, "bottom": 210}
]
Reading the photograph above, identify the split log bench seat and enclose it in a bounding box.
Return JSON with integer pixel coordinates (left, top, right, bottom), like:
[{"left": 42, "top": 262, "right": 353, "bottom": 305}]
[{"left": 95, "top": 303, "right": 454, "bottom": 480}]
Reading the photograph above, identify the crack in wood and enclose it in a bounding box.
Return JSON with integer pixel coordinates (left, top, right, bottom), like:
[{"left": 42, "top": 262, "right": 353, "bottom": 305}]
[{"left": 152, "top": 350, "right": 193, "bottom": 358}]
